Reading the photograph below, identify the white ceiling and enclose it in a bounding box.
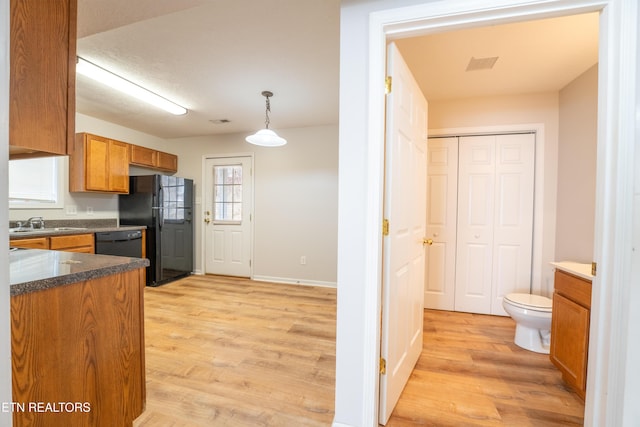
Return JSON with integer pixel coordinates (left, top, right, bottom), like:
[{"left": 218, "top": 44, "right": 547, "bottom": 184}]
[{"left": 75, "top": 1, "right": 598, "bottom": 139}]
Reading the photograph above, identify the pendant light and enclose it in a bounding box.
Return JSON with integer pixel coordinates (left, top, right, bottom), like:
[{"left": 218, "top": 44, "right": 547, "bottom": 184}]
[{"left": 245, "top": 91, "right": 287, "bottom": 147}]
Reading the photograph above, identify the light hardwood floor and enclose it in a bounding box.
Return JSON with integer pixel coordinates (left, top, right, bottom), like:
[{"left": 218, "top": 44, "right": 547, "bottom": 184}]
[
  {"left": 389, "top": 310, "right": 585, "bottom": 426},
  {"left": 134, "top": 275, "right": 584, "bottom": 426},
  {"left": 133, "top": 275, "right": 336, "bottom": 426}
]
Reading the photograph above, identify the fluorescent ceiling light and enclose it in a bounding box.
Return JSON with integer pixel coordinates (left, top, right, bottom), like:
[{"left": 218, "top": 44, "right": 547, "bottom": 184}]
[{"left": 76, "top": 57, "right": 187, "bottom": 115}]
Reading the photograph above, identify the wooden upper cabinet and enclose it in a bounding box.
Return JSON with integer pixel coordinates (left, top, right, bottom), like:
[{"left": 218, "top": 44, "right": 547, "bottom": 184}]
[
  {"left": 155, "top": 151, "right": 178, "bottom": 172},
  {"left": 71, "top": 133, "right": 179, "bottom": 193},
  {"left": 130, "top": 144, "right": 178, "bottom": 173},
  {"left": 9, "top": 0, "right": 77, "bottom": 158},
  {"left": 70, "top": 133, "right": 130, "bottom": 193},
  {"left": 130, "top": 145, "right": 156, "bottom": 168}
]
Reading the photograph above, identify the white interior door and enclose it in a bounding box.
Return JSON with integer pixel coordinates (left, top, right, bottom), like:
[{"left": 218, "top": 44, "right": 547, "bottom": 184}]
[
  {"left": 204, "top": 156, "right": 253, "bottom": 277},
  {"left": 424, "top": 136, "right": 458, "bottom": 310},
  {"left": 490, "top": 133, "right": 535, "bottom": 315},
  {"left": 379, "top": 42, "right": 427, "bottom": 425},
  {"left": 455, "top": 135, "right": 496, "bottom": 314},
  {"left": 454, "top": 134, "right": 535, "bottom": 315}
]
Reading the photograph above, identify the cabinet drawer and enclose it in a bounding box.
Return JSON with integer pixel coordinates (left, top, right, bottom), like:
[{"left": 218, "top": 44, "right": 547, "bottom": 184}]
[
  {"left": 50, "top": 234, "right": 95, "bottom": 251},
  {"left": 10, "top": 237, "right": 49, "bottom": 249},
  {"left": 554, "top": 270, "right": 592, "bottom": 308}
]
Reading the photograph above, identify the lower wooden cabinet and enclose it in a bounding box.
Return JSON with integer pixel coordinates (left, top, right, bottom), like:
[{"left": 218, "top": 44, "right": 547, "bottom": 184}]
[
  {"left": 9, "top": 237, "right": 49, "bottom": 249},
  {"left": 49, "top": 234, "right": 95, "bottom": 253},
  {"left": 11, "top": 268, "right": 146, "bottom": 426},
  {"left": 550, "top": 269, "right": 592, "bottom": 399},
  {"left": 10, "top": 233, "right": 95, "bottom": 253}
]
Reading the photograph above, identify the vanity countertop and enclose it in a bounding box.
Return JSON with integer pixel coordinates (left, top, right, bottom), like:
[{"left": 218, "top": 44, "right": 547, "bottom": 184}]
[
  {"left": 9, "top": 248, "right": 149, "bottom": 296},
  {"left": 550, "top": 261, "right": 594, "bottom": 281}
]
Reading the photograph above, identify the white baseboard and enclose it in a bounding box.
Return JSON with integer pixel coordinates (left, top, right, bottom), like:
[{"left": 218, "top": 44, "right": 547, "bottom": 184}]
[
  {"left": 252, "top": 275, "right": 337, "bottom": 288},
  {"left": 191, "top": 271, "right": 336, "bottom": 288}
]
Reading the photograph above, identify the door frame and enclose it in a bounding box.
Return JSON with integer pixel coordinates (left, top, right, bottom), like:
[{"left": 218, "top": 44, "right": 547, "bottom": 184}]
[
  {"left": 334, "top": 0, "right": 637, "bottom": 425},
  {"left": 200, "top": 152, "right": 255, "bottom": 278}
]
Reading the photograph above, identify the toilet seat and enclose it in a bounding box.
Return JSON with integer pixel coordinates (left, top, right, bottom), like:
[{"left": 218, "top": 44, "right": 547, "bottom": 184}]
[{"left": 504, "top": 293, "right": 552, "bottom": 313}]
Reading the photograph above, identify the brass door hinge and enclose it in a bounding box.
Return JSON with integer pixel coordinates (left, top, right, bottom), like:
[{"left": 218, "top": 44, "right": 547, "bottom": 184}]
[
  {"left": 591, "top": 262, "right": 597, "bottom": 276},
  {"left": 380, "top": 357, "right": 387, "bottom": 375},
  {"left": 382, "top": 219, "right": 389, "bottom": 236},
  {"left": 385, "top": 76, "right": 392, "bottom": 94}
]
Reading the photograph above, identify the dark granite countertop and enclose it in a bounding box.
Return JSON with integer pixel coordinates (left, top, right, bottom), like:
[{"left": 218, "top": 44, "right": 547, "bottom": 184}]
[
  {"left": 9, "top": 249, "right": 149, "bottom": 296},
  {"left": 9, "top": 225, "right": 146, "bottom": 240}
]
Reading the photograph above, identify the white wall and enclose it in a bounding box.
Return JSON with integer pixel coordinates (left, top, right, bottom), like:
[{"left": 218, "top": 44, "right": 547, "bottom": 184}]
[
  {"left": 161, "top": 125, "right": 339, "bottom": 285},
  {"left": 556, "top": 64, "right": 598, "bottom": 262},
  {"left": 429, "top": 91, "right": 560, "bottom": 296},
  {"left": 1, "top": 0, "right": 13, "bottom": 423},
  {"left": 336, "top": 1, "right": 440, "bottom": 426}
]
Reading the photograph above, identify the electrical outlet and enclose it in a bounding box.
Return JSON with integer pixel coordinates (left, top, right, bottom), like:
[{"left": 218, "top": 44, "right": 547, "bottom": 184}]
[
  {"left": 300, "top": 256, "right": 307, "bottom": 265},
  {"left": 86, "top": 206, "right": 94, "bottom": 215},
  {"left": 66, "top": 205, "right": 77, "bottom": 215}
]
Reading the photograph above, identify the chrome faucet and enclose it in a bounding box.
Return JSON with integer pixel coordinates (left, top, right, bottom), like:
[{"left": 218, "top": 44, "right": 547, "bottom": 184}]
[{"left": 26, "top": 216, "right": 45, "bottom": 230}]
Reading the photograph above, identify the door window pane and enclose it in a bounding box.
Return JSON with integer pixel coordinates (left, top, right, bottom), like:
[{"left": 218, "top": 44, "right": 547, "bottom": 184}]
[{"left": 214, "top": 165, "right": 243, "bottom": 222}]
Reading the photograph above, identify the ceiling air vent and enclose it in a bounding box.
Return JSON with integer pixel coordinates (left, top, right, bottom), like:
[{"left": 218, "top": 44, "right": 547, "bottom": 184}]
[
  {"left": 210, "top": 119, "right": 231, "bottom": 124},
  {"left": 466, "top": 56, "right": 499, "bottom": 72}
]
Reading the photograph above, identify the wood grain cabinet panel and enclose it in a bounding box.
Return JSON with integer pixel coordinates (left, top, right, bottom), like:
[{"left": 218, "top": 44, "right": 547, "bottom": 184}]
[
  {"left": 9, "top": 237, "right": 49, "bottom": 249},
  {"left": 70, "top": 133, "right": 131, "bottom": 193},
  {"left": 154, "top": 151, "right": 178, "bottom": 172},
  {"left": 130, "top": 144, "right": 178, "bottom": 173},
  {"left": 550, "top": 270, "right": 592, "bottom": 399},
  {"left": 11, "top": 268, "right": 146, "bottom": 426},
  {"left": 9, "top": 0, "right": 77, "bottom": 158},
  {"left": 130, "top": 145, "right": 156, "bottom": 168},
  {"left": 49, "top": 233, "right": 95, "bottom": 253}
]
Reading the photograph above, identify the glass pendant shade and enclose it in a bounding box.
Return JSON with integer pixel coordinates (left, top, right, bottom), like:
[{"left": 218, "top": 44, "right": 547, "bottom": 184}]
[
  {"left": 245, "top": 129, "right": 287, "bottom": 147},
  {"left": 246, "top": 90, "right": 287, "bottom": 147}
]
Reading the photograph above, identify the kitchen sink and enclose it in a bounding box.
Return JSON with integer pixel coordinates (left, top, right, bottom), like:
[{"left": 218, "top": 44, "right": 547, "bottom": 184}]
[
  {"left": 52, "top": 227, "right": 88, "bottom": 231},
  {"left": 9, "top": 228, "right": 45, "bottom": 233},
  {"left": 9, "top": 227, "right": 88, "bottom": 233}
]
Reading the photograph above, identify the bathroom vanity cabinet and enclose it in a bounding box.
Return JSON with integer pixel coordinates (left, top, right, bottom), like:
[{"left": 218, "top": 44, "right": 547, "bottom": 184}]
[{"left": 550, "top": 268, "right": 592, "bottom": 399}]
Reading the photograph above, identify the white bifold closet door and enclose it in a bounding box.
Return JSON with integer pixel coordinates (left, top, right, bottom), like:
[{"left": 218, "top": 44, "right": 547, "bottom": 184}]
[{"left": 425, "top": 133, "right": 535, "bottom": 316}]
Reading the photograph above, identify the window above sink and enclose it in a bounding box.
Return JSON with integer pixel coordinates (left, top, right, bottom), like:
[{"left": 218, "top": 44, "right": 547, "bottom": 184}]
[{"left": 8, "top": 157, "right": 65, "bottom": 209}]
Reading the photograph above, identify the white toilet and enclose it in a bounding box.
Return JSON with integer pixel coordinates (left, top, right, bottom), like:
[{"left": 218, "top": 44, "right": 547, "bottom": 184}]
[{"left": 502, "top": 293, "right": 553, "bottom": 354}]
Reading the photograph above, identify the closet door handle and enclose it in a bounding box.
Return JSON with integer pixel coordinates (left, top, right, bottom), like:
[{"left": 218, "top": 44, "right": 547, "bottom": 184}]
[{"left": 423, "top": 238, "right": 433, "bottom": 246}]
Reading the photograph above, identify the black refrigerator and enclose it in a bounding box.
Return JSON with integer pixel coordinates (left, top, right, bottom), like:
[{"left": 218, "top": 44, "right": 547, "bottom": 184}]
[{"left": 119, "top": 175, "right": 194, "bottom": 286}]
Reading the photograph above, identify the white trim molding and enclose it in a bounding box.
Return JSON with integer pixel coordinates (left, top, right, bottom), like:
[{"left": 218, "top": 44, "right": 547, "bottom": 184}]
[{"left": 253, "top": 275, "right": 337, "bottom": 288}]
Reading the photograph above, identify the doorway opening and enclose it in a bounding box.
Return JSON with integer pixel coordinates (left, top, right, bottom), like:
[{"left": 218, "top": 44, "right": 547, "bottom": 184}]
[{"left": 369, "top": 1, "right": 635, "bottom": 424}]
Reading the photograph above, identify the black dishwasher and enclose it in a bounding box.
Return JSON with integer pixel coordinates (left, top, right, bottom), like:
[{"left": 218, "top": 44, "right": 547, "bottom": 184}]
[{"left": 95, "top": 230, "right": 143, "bottom": 258}]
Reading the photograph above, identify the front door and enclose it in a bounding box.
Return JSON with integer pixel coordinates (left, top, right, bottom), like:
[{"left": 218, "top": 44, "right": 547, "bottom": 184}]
[
  {"left": 204, "top": 156, "right": 253, "bottom": 277},
  {"left": 379, "top": 42, "right": 428, "bottom": 425}
]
